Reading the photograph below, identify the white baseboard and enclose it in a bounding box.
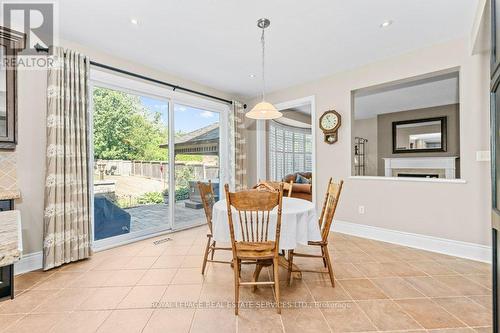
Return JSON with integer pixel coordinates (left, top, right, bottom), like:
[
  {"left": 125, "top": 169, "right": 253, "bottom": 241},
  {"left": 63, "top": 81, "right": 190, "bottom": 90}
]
[
  {"left": 14, "top": 251, "right": 43, "bottom": 275},
  {"left": 332, "top": 220, "right": 491, "bottom": 263}
]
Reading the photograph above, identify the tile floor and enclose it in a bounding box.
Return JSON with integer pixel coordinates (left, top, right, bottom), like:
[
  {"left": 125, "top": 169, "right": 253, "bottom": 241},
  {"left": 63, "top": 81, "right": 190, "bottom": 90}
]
[{"left": 0, "top": 226, "right": 492, "bottom": 333}]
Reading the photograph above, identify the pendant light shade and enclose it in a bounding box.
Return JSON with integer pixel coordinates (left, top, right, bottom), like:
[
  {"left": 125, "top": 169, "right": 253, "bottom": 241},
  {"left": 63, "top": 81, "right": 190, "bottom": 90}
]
[
  {"left": 246, "top": 18, "right": 281, "bottom": 120},
  {"left": 246, "top": 101, "right": 282, "bottom": 120}
]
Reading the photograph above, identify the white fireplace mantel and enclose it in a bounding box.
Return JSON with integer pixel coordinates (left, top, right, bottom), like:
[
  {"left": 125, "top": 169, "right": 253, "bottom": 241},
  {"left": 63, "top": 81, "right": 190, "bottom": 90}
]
[{"left": 383, "top": 156, "right": 459, "bottom": 179}]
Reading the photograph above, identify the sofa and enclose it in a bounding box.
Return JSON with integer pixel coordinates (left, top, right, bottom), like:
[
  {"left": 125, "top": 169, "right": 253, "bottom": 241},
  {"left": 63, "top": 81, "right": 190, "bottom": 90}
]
[{"left": 283, "top": 172, "right": 312, "bottom": 201}]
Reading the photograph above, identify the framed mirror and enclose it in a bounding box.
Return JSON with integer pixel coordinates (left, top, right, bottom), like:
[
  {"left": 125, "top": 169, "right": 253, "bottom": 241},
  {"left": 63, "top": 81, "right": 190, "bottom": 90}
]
[
  {"left": 392, "top": 116, "right": 447, "bottom": 153},
  {"left": 0, "top": 27, "right": 25, "bottom": 149}
]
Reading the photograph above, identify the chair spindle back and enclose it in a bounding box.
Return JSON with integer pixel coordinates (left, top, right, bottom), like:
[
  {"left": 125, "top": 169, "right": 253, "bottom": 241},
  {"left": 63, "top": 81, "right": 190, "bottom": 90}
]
[
  {"left": 224, "top": 184, "right": 283, "bottom": 252},
  {"left": 318, "top": 178, "right": 344, "bottom": 242}
]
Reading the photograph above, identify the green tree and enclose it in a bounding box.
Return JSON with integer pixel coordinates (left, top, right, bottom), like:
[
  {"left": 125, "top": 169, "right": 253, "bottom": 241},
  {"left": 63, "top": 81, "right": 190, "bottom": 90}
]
[{"left": 93, "top": 87, "right": 168, "bottom": 161}]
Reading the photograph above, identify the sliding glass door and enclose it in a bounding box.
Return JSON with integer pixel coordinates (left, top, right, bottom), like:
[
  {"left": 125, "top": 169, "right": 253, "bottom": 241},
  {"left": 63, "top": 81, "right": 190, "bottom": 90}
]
[
  {"left": 92, "top": 86, "right": 171, "bottom": 243},
  {"left": 172, "top": 104, "right": 221, "bottom": 229},
  {"left": 90, "top": 69, "right": 229, "bottom": 247}
]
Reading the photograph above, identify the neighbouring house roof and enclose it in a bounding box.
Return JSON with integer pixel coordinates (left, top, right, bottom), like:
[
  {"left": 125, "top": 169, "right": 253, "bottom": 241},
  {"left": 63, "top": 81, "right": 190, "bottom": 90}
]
[{"left": 159, "top": 122, "right": 219, "bottom": 155}]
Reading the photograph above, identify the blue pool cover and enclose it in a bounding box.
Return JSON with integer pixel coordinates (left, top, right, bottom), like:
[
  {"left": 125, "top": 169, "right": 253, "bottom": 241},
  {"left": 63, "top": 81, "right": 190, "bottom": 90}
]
[{"left": 94, "top": 195, "right": 131, "bottom": 240}]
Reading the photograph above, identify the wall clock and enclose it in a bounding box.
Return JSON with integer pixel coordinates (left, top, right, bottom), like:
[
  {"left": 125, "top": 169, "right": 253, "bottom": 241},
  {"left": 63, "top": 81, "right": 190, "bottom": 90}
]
[{"left": 319, "top": 110, "right": 341, "bottom": 144}]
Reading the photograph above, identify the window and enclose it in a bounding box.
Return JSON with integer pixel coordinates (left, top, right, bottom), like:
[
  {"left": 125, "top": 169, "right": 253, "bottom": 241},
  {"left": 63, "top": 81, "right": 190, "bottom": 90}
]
[{"left": 268, "top": 121, "right": 312, "bottom": 180}]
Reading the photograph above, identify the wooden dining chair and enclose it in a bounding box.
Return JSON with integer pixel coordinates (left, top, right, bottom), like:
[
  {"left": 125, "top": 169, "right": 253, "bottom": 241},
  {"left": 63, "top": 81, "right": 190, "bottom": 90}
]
[
  {"left": 256, "top": 180, "right": 294, "bottom": 197},
  {"left": 224, "top": 183, "right": 284, "bottom": 315},
  {"left": 286, "top": 178, "right": 343, "bottom": 287},
  {"left": 198, "top": 181, "right": 232, "bottom": 275}
]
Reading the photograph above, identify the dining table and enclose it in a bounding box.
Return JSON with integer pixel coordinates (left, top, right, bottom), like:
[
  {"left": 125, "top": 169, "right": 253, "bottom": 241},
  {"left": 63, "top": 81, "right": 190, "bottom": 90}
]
[{"left": 211, "top": 196, "right": 321, "bottom": 277}]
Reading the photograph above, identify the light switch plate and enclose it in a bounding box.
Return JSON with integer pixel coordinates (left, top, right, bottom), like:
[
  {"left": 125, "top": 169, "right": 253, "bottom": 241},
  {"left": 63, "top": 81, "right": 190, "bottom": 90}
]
[{"left": 476, "top": 151, "right": 491, "bottom": 162}]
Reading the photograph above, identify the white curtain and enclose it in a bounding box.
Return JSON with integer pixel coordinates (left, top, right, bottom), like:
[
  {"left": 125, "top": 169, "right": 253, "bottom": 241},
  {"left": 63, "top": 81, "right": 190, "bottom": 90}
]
[
  {"left": 43, "top": 47, "right": 92, "bottom": 270},
  {"left": 228, "top": 101, "right": 247, "bottom": 190}
]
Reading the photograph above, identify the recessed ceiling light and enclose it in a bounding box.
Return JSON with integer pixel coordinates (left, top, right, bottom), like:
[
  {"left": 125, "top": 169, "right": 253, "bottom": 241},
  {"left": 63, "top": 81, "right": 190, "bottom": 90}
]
[
  {"left": 131, "top": 18, "right": 139, "bottom": 25},
  {"left": 380, "top": 20, "right": 393, "bottom": 28},
  {"left": 249, "top": 74, "right": 256, "bottom": 78}
]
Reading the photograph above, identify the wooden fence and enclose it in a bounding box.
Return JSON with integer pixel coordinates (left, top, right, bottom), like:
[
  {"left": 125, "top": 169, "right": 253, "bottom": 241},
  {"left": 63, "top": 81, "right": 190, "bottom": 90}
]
[{"left": 94, "top": 160, "right": 219, "bottom": 181}]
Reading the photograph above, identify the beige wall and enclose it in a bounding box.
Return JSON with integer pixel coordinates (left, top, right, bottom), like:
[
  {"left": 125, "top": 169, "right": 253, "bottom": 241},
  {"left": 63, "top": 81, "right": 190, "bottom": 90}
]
[
  {"left": 246, "top": 38, "right": 491, "bottom": 246},
  {"left": 15, "top": 40, "right": 236, "bottom": 255},
  {"left": 352, "top": 117, "right": 378, "bottom": 176},
  {"left": 377, "top": 104, "right": 460, "bottom": 176}
]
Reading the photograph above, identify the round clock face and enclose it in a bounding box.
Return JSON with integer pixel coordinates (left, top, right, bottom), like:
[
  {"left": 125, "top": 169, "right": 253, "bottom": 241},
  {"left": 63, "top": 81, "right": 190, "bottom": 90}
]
[{"left": 321, "top": 113, "right": 339, "bottom": 130}]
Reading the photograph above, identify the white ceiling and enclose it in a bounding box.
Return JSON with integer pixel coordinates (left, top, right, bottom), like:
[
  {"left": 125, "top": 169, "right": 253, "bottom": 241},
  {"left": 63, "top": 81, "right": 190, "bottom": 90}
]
[
  {"left": 353, "top": 72, "right": 459, "bottom": 119},
  {"left": 58, "top": 0, "right": 477, "bottom": 98}
]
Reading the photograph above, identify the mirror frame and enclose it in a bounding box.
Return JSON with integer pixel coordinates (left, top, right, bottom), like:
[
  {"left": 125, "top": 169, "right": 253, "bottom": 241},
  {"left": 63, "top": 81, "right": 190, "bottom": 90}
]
[
  {"left": 0, "top": 26, "right": 25, "bottom": 149},
  {"left": 392, "top": 116, "right": 447, "bottom": 154}
]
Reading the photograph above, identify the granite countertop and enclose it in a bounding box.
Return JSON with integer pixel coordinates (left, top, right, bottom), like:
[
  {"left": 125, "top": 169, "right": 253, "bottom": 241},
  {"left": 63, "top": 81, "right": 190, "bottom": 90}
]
[
  {"left": 0, "top": 190, "right": 21, "bottom": 200},
  {"left": 0, "top": 210, "right": 22, "bottom": 267}
]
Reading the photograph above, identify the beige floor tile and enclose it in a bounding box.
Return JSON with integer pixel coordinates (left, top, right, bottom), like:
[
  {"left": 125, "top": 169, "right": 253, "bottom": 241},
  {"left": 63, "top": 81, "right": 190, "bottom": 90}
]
[
  {"left": 396, "top": 298, "right": 465, "bottom": 329},
  {"left": 366, "top": 250, "right": 401, "bottom": 262},
  {"left": 321, "top": 301, "right": 377, "bottom": 332},
  {"left": 97, "top": 309, "right": 153, "bottom": 333},
  {"left": 237, "top": 308, "right": 284, "bottom": 333},
  {"left": 404, "top": 276, "right": 461, "bottom": 297},
  {"left": 32, "top": 287, "right": 95, "bottom": 313},
  {"left": 190, "top": 308, "right": 236, "bottom": 333},
  {"left": 381, "top": 261, "right": 428, "bottom": 277},
  {"left": 433, "top": 275, "right": 491, "bottom": 296},
  {"left": 125, "top": 256, "right": 158, "bottom": 270},
  {"left": 102, "top": 269, "right": 146, "bottom": 287},
  {"left": 161, "top": 284, "right": 203, "bottom": 302},
  {"left": 137, "top": 268, "right": 177, "bottom": 285},
  {"left": 2, "top": 228, "right": 493, "bottom": 333},
  {"left": 78, "top": 287, "right": 131, "bottom": 310},
  {"left": 436, "top": 259, "right": 490, "bottom": 275},
  {"left": 199, "top": 282, "right": 234, "bottom": 302},
  {"left": 464, "top": 274, "right": 492, "bottom": 289},
  {"left": 357, "top": 299, "right": 422, "bottom": 331},
  {"left": 3, "top": 313, "right": 65, "bottom": 333},
  {"left": 162, "top": 246, "right": 191, "bottom": 256},
  {"left": 332, "top": 263, "right": 365, "bottom": 279},
  {"left": 171, "top": 267, "right": 205, "bottom": 284},
  {"left": 32, "top": 272, "right": 83, "bottom": 290},
  {"left": 142, "top": 309, "right": 195, "bottom": 333},
  {"left": 306, "top": 279, "right": 351, "bottom": 302},
  {"left": 181, "top": 255, "right": 204, "bottom": 268},
  {"left": 469, "top": 295, "right": 493, "bottom": 310},
  {"left": 339, "top": 279, "right": 388, "bottom": 300},
  {"left": 69, "top": 270, "right": 114, "bottom": 288},
  {"left": 354, "top": 262, "right": 396, "bottom": 278},
  {"left": 0, "top": 290, "right": 58, "bottom": 314},
  {"left": 151, "top": 255, "right": 185, "bottom": 269},
  {"left": 370, "top": 277, "right": 425, "bottom": 299},
  {"left": 136, "top": 245, "right": 166, "bottom": 257},
  {"left": 94, "top": 256, "right": 131, "bottom": 270},
  {"left": 50, "top": 310, "right": 111, "bottom": 333},
  {"left": 0, "top": 314, "right": 25, "bottom": 331},
  {"left": 14, "top": 271, "right": 53, "bottom": 291},
  {"left": 117, "top": 285, "right": 166, "bottom": 309},
  {"left": 433, "top": 297, "right": 492, "bottom": 327},
  {"left": 278, "top": 280, "right": 314, "bottom": 302},
  {"left": 473, "top": 327, "right": 493, "bottom": 333},
  {"left": 280, "top": 308, "right": 330, "bottom": 333},
  {"left": 408, "top": 260, "right": 459, "bottom": 275}
]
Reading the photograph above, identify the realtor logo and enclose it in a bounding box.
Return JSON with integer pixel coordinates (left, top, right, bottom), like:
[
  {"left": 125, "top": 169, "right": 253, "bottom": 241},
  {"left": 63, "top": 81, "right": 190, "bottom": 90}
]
[{"left": 2, "top": 2, "right": 56, "bottom": 55}]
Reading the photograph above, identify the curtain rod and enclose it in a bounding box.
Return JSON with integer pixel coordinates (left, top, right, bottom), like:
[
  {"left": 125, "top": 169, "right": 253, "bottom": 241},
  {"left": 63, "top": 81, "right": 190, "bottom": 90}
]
[{"left": 34, "top": 44, "right": 234, "bottom": 105}]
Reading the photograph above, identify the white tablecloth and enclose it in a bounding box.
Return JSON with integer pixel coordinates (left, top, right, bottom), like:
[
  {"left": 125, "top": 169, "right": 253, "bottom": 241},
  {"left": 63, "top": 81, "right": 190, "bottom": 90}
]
[{"left": 212, "top": 197, "right": 321, "bottom": 250}]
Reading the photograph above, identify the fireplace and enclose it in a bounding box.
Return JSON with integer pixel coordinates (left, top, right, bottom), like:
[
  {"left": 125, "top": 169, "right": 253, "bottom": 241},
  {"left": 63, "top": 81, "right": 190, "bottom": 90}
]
[
  {"left": 383, "top": 157, "right": 458, "bottom": 179},
  {"left": 397, "top": 173, "right": 439, "bottom": 178}
]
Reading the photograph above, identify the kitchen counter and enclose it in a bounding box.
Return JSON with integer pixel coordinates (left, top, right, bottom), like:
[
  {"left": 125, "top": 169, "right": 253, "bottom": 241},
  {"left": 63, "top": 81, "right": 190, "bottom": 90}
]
[{"left": 0, "top": 210, "right": 22, "bottom": 267}]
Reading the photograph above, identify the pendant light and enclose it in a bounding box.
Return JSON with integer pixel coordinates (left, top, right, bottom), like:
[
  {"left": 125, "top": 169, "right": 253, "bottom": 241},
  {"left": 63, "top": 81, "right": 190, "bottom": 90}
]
[{"left": 246, "top": 18, "right": 282, "bottom": 120}]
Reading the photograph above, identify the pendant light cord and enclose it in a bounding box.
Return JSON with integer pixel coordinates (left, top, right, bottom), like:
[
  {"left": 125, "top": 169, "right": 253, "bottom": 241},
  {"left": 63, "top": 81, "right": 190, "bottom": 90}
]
[{"left": 261, "top": 27, "right": 266, "bottom": 101}]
